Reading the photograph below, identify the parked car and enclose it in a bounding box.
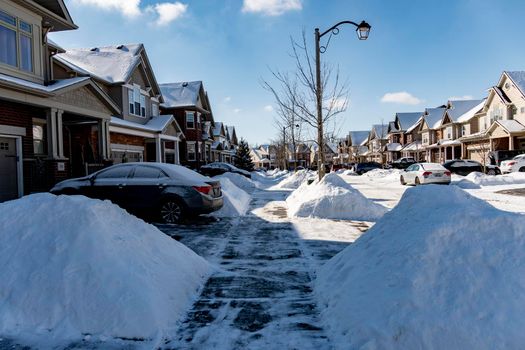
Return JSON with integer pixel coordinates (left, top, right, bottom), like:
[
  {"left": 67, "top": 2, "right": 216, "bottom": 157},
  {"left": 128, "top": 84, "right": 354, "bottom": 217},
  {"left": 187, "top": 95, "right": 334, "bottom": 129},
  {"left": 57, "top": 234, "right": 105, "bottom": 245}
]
[
  {"left": 389, "top": 157, "right": 416, "bottom": 170},
  {"left": 443, "top": 159, "right": 500, "bottom": 176},
  {"left": 400, "top": 162, "right": 451, "bottom": 185},
  {"left": 355, "top": 162, "right": 382, "bottom": 175},
  {"left": 199, "top": 162, "right": 251, "bottom": 178},
  {"left": 500, "top": 154, "right": 525, "bottom": 173},
  {"left": 50, "top": 163, "right": 223, "bottom": 223},
  {"left": 489, "top": 150, "right": 525, "bottom": 166}
]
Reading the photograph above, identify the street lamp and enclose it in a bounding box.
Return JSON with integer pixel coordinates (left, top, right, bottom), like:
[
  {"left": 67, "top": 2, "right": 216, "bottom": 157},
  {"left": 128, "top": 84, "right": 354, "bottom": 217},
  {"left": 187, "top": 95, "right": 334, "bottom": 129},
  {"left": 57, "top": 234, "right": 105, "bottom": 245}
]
[
  {"left": 314, "top": 20, "right": 371, "bottom": 179},
  {"left": 282, "top": 123, "right": 300, "bottom": 170}
]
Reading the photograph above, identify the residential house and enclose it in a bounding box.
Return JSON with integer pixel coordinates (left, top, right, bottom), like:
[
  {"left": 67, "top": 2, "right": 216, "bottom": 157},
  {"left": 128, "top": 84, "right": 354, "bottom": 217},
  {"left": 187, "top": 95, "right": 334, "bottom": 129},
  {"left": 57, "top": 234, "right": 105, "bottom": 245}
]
[
  {"left": 0, "top": 0, "right": 121, "bottom": 201},
  {"left": 211, "top": 122, "right": 231, "bottom": 163},
  {"left": 295, "top": 143, "right": 311, "bottom": 168},
  {"left": 435, "top": 99, "right": 485, "bottom": 161},
  {"left": 418, "top": 107, "right": 447, "bottom": 162},
  {"left": 367, "top": 124, "right": 388, "bottom": 163},
  {"left": 346, "top": 131, "right": 369, "bottom": 163},
  {"left": 250, "top": 147, "right": 271, "bottom": 169},
  {"left": 386, "top": 112, "right": 423, "bottom": 162},
  {"left": 225, "top": 125, "right": 238, "bottom": 163},
  {"left": 309, "top": 142, "right": 338, "bottom": 168},
  {"left": 54, "top": 44, "right": 183, "bottom": 165},
  {"left": 159, "top": 81, "right": 214, "bottom": 168}
]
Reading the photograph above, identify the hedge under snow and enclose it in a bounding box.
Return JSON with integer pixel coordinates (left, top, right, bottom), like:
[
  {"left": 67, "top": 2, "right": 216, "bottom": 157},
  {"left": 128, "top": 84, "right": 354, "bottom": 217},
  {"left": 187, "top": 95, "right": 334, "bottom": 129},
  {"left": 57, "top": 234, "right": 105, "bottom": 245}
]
[
  {"left": 286, "top": 173, "right": 388, "bottom": 221},
  {"left": 316, "top": 185, "right": 525, "bottom": 349},
  {"left": 0, "top": 194, "right": 210, "bottom": 344}
]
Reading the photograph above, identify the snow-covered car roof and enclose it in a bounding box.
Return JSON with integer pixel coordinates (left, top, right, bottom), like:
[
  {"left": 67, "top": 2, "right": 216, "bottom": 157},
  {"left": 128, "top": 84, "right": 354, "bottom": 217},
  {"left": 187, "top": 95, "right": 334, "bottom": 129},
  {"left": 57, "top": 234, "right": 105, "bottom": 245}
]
[{"left": 417, "top": 163, "right": 447, "bottom": 171}]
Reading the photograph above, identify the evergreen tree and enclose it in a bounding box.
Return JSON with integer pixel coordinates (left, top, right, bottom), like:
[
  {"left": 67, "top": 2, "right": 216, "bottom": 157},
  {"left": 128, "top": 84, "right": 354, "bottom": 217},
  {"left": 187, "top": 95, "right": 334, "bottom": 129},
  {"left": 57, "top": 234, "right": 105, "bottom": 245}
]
[{"left": 235, "top": 139, "right": 255, "bottom": 171}]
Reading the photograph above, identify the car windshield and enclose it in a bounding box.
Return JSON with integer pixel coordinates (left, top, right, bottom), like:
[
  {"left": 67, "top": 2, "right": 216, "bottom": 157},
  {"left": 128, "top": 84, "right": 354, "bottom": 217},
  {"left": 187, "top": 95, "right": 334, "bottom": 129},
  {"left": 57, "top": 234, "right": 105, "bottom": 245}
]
[{"left": 420, "top": 163, "right": 446, "bottom": 171}]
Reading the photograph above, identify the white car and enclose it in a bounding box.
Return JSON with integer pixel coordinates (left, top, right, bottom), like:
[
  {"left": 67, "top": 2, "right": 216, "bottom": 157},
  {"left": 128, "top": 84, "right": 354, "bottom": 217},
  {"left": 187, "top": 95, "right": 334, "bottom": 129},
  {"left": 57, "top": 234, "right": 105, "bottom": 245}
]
[
  {"left": 500, "top": 154, "right": 525, "bottom": 173},
  {"left": 400, "top": 162, "right": 451, "bottom": 186}
]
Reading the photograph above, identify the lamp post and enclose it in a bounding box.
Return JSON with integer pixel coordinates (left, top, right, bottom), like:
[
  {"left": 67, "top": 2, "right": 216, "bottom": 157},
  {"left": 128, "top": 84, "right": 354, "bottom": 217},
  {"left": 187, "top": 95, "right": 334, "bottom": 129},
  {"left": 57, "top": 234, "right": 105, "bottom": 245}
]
[
  {"left": 315, "top": 20, "right": 371, "bottom": 180},
  {"left": 282, "top": 123, "right": 300, "bottom": 170}
]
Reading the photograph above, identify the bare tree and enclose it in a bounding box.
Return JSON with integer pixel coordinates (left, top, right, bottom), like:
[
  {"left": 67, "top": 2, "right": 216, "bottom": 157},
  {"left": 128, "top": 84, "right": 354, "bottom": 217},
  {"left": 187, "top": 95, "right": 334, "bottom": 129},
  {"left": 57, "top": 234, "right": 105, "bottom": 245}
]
[{"left": 262, "top": 30, "right": 349, "bottom": 179}]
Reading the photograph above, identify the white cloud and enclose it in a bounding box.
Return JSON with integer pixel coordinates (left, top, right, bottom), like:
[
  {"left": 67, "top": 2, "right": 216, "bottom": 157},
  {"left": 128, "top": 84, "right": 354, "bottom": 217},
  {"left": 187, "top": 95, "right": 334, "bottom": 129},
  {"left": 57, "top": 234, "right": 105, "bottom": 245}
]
[
  {"left": 150, "top": 2, "right": 187, "bottom": 26},
  {"left": 73, "top": 0, "right": 141, "bottom": 17},
  {"left": 381, "top": 91, "right": 422, "bottom": 105},
  {"left": 242, "top": 0, "right": 302, "bottom": 16},
  {"left": 223, "top": 96, "right": 232, "bottom": 103},
  {"left": 448, "top": 95, "right": 473, "bottom": 101},
  {"left": 233, "top": 108, "right": 242, "bottom": 113},
  {"left": 264, "top": 105, "right": 274, "bottom": 112}
]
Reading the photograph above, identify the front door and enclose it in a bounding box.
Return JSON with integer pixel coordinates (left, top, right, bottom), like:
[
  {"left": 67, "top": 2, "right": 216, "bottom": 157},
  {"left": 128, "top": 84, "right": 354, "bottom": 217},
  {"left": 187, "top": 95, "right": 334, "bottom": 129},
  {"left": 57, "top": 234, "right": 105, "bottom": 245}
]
[{"left": 0, "top": 137, "right": 19, "bottom": 202}]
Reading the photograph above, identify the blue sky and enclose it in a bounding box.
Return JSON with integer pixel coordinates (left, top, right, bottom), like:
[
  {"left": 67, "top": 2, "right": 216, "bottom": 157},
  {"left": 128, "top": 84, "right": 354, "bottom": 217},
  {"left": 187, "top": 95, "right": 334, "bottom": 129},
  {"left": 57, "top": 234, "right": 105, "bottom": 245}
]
[{"left": 52, "top": 0, "right": 525, "bottom": 145}]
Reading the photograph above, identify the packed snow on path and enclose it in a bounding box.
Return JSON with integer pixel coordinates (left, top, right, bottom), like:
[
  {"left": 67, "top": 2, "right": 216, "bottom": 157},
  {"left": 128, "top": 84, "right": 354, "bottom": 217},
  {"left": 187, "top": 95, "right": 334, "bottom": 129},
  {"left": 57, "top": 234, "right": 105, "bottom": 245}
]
[
  {"left": 0, "top": 193, "right": 210, "bottom": 349},
  {"left": 212, "top": 177, "right": 251, "bottom": 217},
  {"left": 286, "top": 173, "right": 388, "bottom": 221},
  {"left": 317, "top": 185, "right": 525, "bottom": 350},
  {"left": 453, "top": 171, "right": 525, "bottom": 188},
  {"left": 214, "top": 172, "right": 257, "bottom": 193},
  {"left": 273, "top": 169, "right": 316, "bottom": 190}
]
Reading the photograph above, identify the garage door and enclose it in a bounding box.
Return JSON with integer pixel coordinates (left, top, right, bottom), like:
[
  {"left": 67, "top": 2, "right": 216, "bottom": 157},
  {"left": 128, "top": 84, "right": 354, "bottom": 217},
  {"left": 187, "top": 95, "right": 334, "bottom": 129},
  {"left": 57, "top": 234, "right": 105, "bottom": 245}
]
[{"left": 0, "top": 137, "right": 18, "bottom": 202}]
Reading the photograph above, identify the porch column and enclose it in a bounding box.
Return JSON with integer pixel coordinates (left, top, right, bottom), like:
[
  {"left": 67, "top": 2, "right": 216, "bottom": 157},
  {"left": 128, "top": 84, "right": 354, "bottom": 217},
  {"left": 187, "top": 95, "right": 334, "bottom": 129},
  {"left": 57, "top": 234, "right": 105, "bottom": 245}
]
[
  {"left": 97, "top": 119, "right": 110, "bottom": 160},
  {"left": 57, "top": 110, "right": 64, "bottom": 159},
  {"left": 509, "top": 136, "right": 515, "bottom": 150},
  {"left": 175, "top": 141, "right": 180, "bottom": 164},
  {"left": 105, "top": 120, "right": 111, "bottom": 159},
  {"left": 46, "top": 108, "right": 58, "bottom": 159},
  {"left": 451, "top": 146, "right": 455, "bottom": 160},
  {"left": 155, "top": 136, "right": 162, "bottom": 162},
  {"left": 490, "top": 138, "right": 494, "bottom": 151}
]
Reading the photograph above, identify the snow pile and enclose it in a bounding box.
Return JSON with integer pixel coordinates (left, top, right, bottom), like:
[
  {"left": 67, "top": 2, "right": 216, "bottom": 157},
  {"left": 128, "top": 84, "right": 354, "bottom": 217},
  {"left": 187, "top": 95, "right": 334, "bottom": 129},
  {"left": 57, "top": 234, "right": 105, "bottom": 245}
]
[
  {"left": 214, "top": 172, "right": 257, "bottom": 193},
  {"left": 364, "top": 168, "right": 404, "bottom": 182},
  {"left": 454, "top": 171, "right": 525, "bottom": 187},
  {"left": 0, "top": 194, "right": 210, "bottom": 345},
  {"left": 213, "top": 178, "right": 251, "bottom": 217},
  {"left": 317, "top": 185, "right": 525, "bottom": 349},
  {"left": 286, "top": 173, "right": 388, "bottom": 221},
  {"left": 266, "top": 168, "right": 289, "bottom": 177},
  {"left": 275, "top": 169, "right": 315, "bottom": 189}
]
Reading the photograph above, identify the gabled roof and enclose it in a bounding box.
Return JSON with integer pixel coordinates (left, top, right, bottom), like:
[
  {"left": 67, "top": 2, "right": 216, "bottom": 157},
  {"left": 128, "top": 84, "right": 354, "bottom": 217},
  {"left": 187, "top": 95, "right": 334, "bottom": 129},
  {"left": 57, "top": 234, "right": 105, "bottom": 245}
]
[
  {"left": 504, "top": 71, "right": 525, "bottom": 98},
  {"left": 111, "top": 115, "right": 183, "bottom": 136},
  {"left": 395, "top": 112, "right": 423, "bottom": 131},
  {"left": 370, "top": 124, "right": 388, "bottom": 140},
  {"left": 406, "top": 116, "right": 423, "bottom": 133},
  {"left": 213, "top": 122, "right": 226, "bottom": 137},
  {"left": 348, "top": 131, "right": 369, "bottom": 146},
  {"left": 160, "top": 81, "right": 210, "bottom": 113},
  {"left": 31, "top": 0, "right": 77, "bottom": 31},
  {"left": 488, "top": 119, "right": 525, "bottom": 134},
  {"left": 55, "top": 44, "right": 162, "bottom": 99},
  {"left": 387, "top": 121, "right": 399, "bottom": 133},
  {"left": 447, "top": 99, "right": 485, "bottom": 123},
  {"left": 422, "top": 107, "right": 447, "bottom": 130}
]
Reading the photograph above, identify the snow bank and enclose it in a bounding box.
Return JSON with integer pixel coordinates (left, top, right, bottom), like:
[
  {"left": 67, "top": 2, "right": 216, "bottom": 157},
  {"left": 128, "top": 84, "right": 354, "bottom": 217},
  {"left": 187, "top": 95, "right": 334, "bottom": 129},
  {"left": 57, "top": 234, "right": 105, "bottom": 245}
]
[
  {"left": 213, "top": 178, "right": 251, "bottom": 217},
  {"left": 317, "top": 185, "right": 525, "bottom": 350},
  {"left": 364, "top": 168, "right": 404, "bottom": 182},
  {"left": 266, "top": 168, "right": 289, "bottom": 177},
  {"left": 214, "top": 172, "right": 257, "bottom": 193},
  {"left": 275, "top": 169, "right": 315, "bottom": 189},
  {"left": 286, "top": 173, "right": 387, "bottom": 221},
  {"left": 454, "top": 171, "right": 525, "bottom": 187},
  {"left": 0, "top": 193, "right": 210, "bottom": 345}
]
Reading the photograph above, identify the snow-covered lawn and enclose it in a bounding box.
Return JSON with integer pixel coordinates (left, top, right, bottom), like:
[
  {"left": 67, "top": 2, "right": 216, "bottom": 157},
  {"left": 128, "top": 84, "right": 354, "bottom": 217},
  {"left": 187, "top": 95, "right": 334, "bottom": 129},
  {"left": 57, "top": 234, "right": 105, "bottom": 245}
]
[{"left": 0, "top": 194, "right": 210, "bottom": 349}]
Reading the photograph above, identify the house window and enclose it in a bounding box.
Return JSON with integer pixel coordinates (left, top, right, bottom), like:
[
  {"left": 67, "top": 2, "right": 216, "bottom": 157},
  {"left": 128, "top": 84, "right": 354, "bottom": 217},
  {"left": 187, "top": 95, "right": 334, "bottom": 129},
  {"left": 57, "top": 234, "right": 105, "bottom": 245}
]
[
  {"left": 33, "top": 123, "right": 46, "bottom": 155},
  {"left": 446, "top": 126, "right": 452, "bottom": 139},
  {"left": 0, "top": 11, "right": 33, "bottom": 72},
  {"left": 129, "top": 85, "right": 147, "bottom": 117},
  {"left": 186, "top": 111, "right": 195, "bottom": 129},
  {"left": 461, "top": 125, "right": 466, "bottom": 136},
  {"left": 187, "top": 142, "right": 196, "bottom": 161}
]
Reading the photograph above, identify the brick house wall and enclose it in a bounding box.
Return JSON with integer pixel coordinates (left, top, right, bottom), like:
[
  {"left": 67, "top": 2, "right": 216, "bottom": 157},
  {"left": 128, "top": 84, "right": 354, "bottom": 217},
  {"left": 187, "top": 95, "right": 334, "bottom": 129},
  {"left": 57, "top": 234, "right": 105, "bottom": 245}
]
[{"left": 166, "top": 109, "right": 203, "bottom": 167}]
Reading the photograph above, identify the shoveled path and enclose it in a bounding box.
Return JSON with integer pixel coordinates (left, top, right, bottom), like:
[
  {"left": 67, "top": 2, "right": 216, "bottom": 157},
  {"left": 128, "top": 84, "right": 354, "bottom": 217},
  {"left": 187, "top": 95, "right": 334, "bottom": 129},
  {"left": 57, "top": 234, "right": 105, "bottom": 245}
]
[{"left": 158, "top": 188, "right": 348, "bottom": 350}]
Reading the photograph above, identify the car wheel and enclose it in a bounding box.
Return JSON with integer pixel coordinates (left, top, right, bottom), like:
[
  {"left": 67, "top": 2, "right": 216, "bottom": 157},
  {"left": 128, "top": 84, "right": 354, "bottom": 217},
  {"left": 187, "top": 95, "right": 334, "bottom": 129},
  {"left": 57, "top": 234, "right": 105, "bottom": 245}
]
[
  {"left": 415, "top": 177, "right": 421, "bottom": 186},
  {"left": 159, "top": 198, "right": 185, "bottom": 224},
  {"left": 520, "top": 167, "right": 525, "bottom": 173},
  {"left": 487, "top": 169, "right": 496, "bottom": 176},
  {"left": 400, "top": 176, "right": 406, "bottom": 185}
]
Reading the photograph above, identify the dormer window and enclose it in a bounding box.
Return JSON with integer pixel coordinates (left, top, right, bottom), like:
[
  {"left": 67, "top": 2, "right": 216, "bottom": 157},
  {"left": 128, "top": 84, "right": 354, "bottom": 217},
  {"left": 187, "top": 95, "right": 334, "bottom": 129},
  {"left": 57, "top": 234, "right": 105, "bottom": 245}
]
[
  {"left": 0, "top": 10, "right": 33, "bottom": 73},
  {"left": 128, "top": 84, "right": 146, "bottom": 117}
]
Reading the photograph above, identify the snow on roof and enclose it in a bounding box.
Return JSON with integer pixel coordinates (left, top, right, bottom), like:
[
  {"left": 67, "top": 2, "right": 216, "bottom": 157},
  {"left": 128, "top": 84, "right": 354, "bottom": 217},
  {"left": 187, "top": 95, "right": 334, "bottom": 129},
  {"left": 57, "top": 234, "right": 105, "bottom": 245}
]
[
  {"left": 160, "top": 81, "right": 203, "bottom": 109},
  {"left": 111, "top": 115, "right": 175, "bottom": 133},
  {"left": 506, "top": 71, "right": 525, "bottom": 97},
  {"left": 348, "top": 131, "right": 369, "bottom": 146},
  {"left": 47, "top": 38, "right": 65, "bottom": 53},
  {"left": 396, "top": 112, "right": 423, "bottom": 131},
  {"left": 55, "top": 44, "right": 143, "bottom": 84},
  {"left": 0, "top": 73, "right": 89, "bottom": 94},
  {"left": 372, "top": 124, "right": 388, "bottom": 139},
  {"left": 213, "top": 122, "right": 223, "bottom": 136},
  {"left": 405, "top": 116, "right": 423, "bottom": 133},
  {"left": 386, "top": 143, "right": 402, "bottom": 151},
  {"left": 438, "top": 139, "right": 462, "bottom": 146},
  {"left": 401, "top": 140, "right": 422, "bottom": 151},
  {"left": 449, "top": 99, "right": 485, "bottom": 123},
  {"left": 388, "top": 121, "right": 399, "bottom": 133},
  {"left": 424, "top": 107, "right": 447, "bottom": 129},
  {"left": 497, "top": 119, "right": 525, "bottom": 133}
]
